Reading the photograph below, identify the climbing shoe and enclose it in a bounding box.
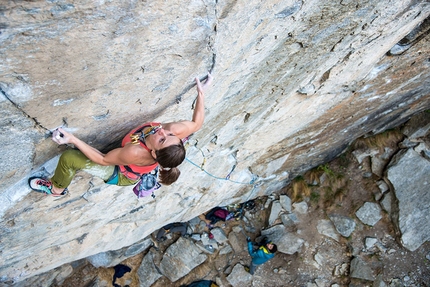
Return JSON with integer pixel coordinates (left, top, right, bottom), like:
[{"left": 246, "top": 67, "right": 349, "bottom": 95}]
[
  {"left": 28, "top": 177, "right": 67, "bottom": 197},
  {"left": 244, "top": 266, "right": 250, "bottom": 273}
]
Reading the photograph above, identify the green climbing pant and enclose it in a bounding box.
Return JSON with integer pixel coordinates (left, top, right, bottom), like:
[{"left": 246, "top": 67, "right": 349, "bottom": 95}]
[{"left": 50, "top": 149, "right": 136, "bottom": 188}]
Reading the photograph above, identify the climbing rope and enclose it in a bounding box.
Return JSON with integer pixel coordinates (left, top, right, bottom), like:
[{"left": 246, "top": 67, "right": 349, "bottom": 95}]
[
  {"left": 185, "top": 155, "right": 260, "bottom": 238},
  {"left": 185, "top": 157, "right": 256, "bottom": 185}
]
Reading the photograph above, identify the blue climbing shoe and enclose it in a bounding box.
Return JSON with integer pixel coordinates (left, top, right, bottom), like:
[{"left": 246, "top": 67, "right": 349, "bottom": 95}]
[{"left": 28, "top": 177, "right": 67, "bottom": 197}]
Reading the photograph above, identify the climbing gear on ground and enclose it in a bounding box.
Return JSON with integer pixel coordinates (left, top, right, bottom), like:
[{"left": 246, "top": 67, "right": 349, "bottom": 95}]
[
  {"left": 205, "top": 207, "right": 233, "bottom": 224},
  {"left": 28, "top": 177, "right": 67, "bottom": 197},
  {"left": 133, "top": 167, "right": 161, "bottom": 198},
  {"left": 156, "top": 222, "right": 188, "bottom": 242}
]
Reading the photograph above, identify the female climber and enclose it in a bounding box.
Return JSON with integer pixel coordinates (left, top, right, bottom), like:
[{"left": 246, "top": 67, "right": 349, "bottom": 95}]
[{"left": 28, "top": 73, "right": 213, "bottom": 196}]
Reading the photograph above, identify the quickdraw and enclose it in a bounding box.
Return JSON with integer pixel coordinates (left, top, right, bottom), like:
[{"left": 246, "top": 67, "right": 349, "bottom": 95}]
[{"left": 130, "top": 123, "right": 162, "bottom": 144}]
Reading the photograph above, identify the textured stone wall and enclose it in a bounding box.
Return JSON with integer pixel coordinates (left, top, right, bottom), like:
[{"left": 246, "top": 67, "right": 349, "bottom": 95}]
[{"left": 0, "top": 0, "right": 429, "bottom": 284}]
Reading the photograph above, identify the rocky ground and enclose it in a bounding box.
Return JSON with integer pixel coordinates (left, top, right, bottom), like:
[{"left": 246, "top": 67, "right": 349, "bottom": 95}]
[{"left": 53, "top": 120, "right": 430, "bottom": 287}]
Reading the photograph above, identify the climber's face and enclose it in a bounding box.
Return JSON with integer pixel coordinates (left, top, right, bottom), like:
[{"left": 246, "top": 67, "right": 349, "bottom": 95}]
[{"left": 147, "top": 127, "right": 181, "bottom": 151}]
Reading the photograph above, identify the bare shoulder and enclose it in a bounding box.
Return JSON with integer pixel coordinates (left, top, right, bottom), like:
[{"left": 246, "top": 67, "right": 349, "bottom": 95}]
[
  {"left": 117, "top": 143, "right": 152, "bottom": 163},
  {"left": 162, "top": 121, "right": 194, "bottom": 139}
]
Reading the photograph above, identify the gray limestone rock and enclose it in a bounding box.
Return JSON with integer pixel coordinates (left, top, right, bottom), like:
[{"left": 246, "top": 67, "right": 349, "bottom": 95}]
[
  {"left": 281, "top": 212, "right": 300, "bottom": 227},
  {"left": 279, "top": 195, "right": 292, "bottom": 213},
  {"left": 352, "top": 148, "right": 379, "bottom": 164},
  {"left": 355, "top": 202, "right": 383, "bottom": 226},
  {"left": 380, "top": 192, "right": 392, "bottom": 215},
  {"left": 373, "top": 274, "right": 388, "bottom": 287},
  {"left": 365, "top": 237, "right": 378, "bottom": 250},
  {"left": 401, "top": 112, "right": 430, "bottom": 140},
  {"left": 226, "top": 263, "right": 253, "bottom": 287},
  {"left": 269, "top": 200, "right": 284, "bottom": 225},
  {"left": 376, "top": 180, "right": 389, "bottom": 194},
  {"left": 87, "top": 238, "right": 152, "bottom": 268},
  {"left": 328, "top": 214, "right": 356, "bottom": 238},
  {"left": 389, "top": 278, "right": 403, "bottom": 287},
  {"left": 124, "top": 238, "right": 153, "bottom": 258},
  {"left": 1, "top": 0, "right": 429, "bottom": 283},
  {"left": 293, "top": 201, "right": 308, "bottom": 214},
  {"left": 219, "top": 244, "right": 233, "bottom": 255},
  {"left": 261, "top": 224, "right": 304, "bottom": 254},
  {"left": 414, "top": 142, "right": 429, "bottom": 155},
  {"left": 137, "top": 252, "right": 163, "bottom": 287},
  {"left": 158, "top": 237, "right": 207, "bottom": 282},
  {"left": 210, "top": 227, "right": 228, "bottom": 244},
  {"left": 297, "top": 83, "right": 316, "bottom": 95},
  {"left": 398, "top": 138, "right": 420, "bottom": 149},
  {"left": 315, "top": 278, "right": 328, "bottom": 287},
  {"left": 317, "top": 219, "right": 340, "bottom": 242},
  {"left": 86, "top": 251, "right": 116, "bottom": 269},
  {"left": 387, "top": 148, "right": 430, "bottom": 251},
  {"left": 371, "top": 155, "right": 386, "bottom": 177},
  {"left": 350, "top": 257, "right": 375, "bottom": 281},
  {"left": 228, "top": 231, "right": 245, "bottom": 254}
]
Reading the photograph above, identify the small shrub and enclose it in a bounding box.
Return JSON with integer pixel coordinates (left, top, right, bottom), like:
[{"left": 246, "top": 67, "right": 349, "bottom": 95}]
[
  {"left": 291, "top": 176, "right": 311, "bottom": 201},
  {"left": 306, "top": 168, "right": 323, "bottom": 185},
  {"left": 318, "top": 164, "right": 336, "bottom": 178},
  {"left": 322, "top": 186, "right": 334, "bottom": 207},
  {"left": 353, "top": 129, "right": 403, "bottom": 151},
  {"left": 310, "top": 191, "right": 320, "bottom": 203}
]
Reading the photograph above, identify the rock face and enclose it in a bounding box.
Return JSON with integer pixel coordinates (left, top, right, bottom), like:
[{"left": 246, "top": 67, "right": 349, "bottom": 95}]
[{"left": 0, "top": 0, "right": 430, "bottom": 284}]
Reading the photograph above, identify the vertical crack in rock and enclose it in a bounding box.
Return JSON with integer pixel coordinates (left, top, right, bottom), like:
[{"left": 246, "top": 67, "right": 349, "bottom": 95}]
[
  {"left": 175, "top": 2, "right": 217, "bottom": 105},
  {"left": 0, "top": 85, "right": 51, "bottom": 134}
]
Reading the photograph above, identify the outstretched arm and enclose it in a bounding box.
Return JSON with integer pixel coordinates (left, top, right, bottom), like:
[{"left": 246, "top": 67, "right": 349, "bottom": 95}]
[
  {"left": 52, "top": 128, "right": 152, "bottom": 166},
  {"left": 163, "top": 72, "right": 213, "bottom": 139},
  {"left": 248, "top": 241, "right": 256, "bottom": 257}
]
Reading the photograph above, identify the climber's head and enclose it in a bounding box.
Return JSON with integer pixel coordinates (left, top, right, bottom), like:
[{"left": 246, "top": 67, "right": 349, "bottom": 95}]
[{"left": 266, "top": 242, "right": 277, "bottom": 253}]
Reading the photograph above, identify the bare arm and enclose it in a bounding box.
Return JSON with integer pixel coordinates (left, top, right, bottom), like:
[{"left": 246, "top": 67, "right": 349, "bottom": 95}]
[
  {"left": 164, "top": 73, "right": 213, "bottom": 139},
  {"left": 52, "top": 128, "right": 154, "bottom": 166}
]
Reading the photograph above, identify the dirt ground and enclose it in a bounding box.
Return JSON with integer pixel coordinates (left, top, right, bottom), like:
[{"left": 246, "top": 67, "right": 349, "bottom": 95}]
[{"left": 58, "top": 131, "right": 430, "bottom": 287}]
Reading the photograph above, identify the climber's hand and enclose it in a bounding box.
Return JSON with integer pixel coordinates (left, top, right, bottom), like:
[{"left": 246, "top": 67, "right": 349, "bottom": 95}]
[{"left": 52, "top": 128, "right": 74, "bottom": 145}]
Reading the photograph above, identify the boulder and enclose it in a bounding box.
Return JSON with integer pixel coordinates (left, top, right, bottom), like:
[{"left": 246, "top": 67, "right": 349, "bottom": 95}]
[
  {"left": 261, "top": 224, "right": 304, "bottom": 254},
  {"left": 328, "top": 214, "right": 356, "bottom": 238},
  {"left": 137, "top": 252, "right": 163, "bottom": 287},
  {"left": 158, "top": 237, "right": 207, "bottom": 282},
  {"left": 387, "top": 148, "right": 430, "bottom": 251},
  {"left": 226, "top": 263, "right": 253, "bottom": 287},
  {"left": 350, "top": 257, "right": 375, "bottom": 281},
  {"left": 355, "top": 202, "right": 382, "bottom": 226},
  {"left": 317, "top": 219, "right": 340, "bottom": 242}
]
